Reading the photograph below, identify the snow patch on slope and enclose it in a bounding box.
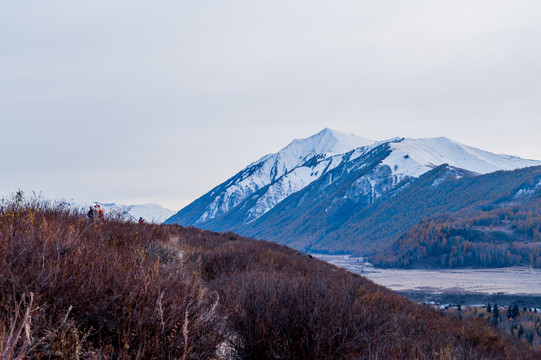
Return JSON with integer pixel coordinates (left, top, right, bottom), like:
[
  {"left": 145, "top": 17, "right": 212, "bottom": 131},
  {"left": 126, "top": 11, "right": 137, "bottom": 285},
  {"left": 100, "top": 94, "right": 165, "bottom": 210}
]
[
  {"left": 346, "top": 164, "right": 394, "bottom": 204},
  {"left": 513, "top": 178, "right": 541, "bottom": 199},
  {"left": 246, "top": 154, "right": 348, "bottom": 221}
]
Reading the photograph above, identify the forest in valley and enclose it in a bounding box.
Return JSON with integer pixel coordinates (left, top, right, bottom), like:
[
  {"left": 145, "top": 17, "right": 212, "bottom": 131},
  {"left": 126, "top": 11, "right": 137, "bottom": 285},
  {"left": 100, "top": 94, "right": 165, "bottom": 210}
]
[{"left": 371, "top": 195, "right": 541, "bottom": 268}]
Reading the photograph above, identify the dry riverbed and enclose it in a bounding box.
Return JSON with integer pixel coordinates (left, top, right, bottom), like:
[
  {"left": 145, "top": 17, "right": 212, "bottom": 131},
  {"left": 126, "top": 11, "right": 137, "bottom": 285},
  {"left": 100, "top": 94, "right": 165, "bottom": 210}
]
[{"left": 314, "top": 254, "right": 541, "bottom": 308}]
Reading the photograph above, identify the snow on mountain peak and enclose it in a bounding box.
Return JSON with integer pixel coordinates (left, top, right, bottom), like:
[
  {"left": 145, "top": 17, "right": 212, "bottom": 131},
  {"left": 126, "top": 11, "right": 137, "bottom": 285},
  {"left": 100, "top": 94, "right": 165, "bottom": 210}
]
[
  {"left": 257, "top": 128, "right": 374, "bottom": 177},
  {"left": 311, "top": 128, "right": 374, "bottom": 156},
  {"left": 196, "top": 129, "right": 374, "bottom": 224},
  {"left": 381, "top": 136, "right": 541, "bottom": 183},
  {"left": 253, "top": 128, "right": 374, "bottom": 168},
  {"left": 182, "top": 129, "right": 541, "bottom": 227}
]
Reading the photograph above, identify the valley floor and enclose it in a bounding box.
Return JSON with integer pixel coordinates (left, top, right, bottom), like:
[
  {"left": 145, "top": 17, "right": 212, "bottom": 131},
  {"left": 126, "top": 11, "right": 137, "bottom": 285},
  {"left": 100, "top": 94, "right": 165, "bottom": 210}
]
[{"left": 314, "top": 254, "right": 541, "bottom": 307}]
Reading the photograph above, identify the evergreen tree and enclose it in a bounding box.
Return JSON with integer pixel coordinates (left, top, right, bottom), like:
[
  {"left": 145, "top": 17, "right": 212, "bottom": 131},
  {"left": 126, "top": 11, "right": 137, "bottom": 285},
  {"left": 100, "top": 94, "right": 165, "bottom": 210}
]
[
  {"left": 512, "top": 304, "right": 520, "bottom": 319},
  {"left": 526, "top": 331, "right": 533, "bottom": 344},
  {"left": 492, "top": 304, "right": 500, "bottom": 326},
  {"left": 518, "top": 324, "right": 524, "bottom": 338},
  {"left": 487, "top": 303, "right": 492, "bottom": 313}
]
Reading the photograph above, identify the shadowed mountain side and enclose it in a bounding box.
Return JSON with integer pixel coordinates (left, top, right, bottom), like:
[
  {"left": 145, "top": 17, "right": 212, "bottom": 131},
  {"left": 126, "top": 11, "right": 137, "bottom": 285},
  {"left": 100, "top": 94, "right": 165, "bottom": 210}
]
[
  {"left": 239, "top": 166, "right": 541, "bottom": 255},
  {"left": 232, "top": 143, "right": 394, "bottom": 248}
]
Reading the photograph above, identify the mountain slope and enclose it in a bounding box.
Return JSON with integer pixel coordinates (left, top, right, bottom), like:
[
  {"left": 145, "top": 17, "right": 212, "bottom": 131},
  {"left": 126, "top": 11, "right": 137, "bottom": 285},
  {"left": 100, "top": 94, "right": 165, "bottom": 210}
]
[
  {"left": 371, "top": 176, "right": 541, "bottom": 268},
  {"left": 166, "top": 129, "right": 541, "bottom": 255},
  {"left": 299, "top": 165, "right": 541, "bottom": 254},
  {"left": 167, "top": 128, "right": 373, "bottom": 225}
]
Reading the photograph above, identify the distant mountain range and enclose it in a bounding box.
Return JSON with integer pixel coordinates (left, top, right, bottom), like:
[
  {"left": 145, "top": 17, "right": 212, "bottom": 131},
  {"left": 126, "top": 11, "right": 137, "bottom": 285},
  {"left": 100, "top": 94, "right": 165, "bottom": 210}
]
[
  {"left": 63, "top": 199, "right": 174, "bottom": 224},
  {"left": 165, "top": 128, "right": 541, "bottom": 259}
]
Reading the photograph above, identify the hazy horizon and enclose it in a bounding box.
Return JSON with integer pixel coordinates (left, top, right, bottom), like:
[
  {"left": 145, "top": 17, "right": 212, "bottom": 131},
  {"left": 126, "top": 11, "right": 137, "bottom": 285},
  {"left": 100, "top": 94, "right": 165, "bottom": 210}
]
[{"left": 4, "top": 129, "right": 540, "bottom": 211}]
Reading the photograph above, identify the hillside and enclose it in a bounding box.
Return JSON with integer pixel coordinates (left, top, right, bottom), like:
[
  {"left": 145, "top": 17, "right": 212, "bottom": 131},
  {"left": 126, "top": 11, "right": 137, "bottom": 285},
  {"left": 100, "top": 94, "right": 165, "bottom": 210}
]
[
  {"left": 1, "top": 197, "right": 540, "bottom": 359},
  {"left": 371, "top": 180, "right": 541, "bottom": 268},
  {"left": 166, "top": 129, "right": 541, "bottom": 256},
  {"left": 62, "top": 198, "right": 174, "bottom": 224}
]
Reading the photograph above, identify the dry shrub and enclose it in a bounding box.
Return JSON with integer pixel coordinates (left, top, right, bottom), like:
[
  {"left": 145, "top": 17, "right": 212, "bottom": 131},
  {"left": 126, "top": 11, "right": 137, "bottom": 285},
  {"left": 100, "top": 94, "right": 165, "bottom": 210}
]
[
  {"left": 1, "top": 196, "right": 539, "bottom": 359},
  {"left": 0, "top": 198, "right": 225, "bottom": 359},
  {"left": 184, "top": 233, "right": 540, "bottom": 359}
]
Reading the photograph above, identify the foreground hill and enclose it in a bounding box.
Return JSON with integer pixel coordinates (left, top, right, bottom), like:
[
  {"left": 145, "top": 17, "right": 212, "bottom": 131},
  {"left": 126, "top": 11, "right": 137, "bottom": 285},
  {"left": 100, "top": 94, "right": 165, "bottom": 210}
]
[
  {"left": 166, "top": 129, "right": 541, "bottom": 256},
  {"left": 1, "top": 199, "right": 539, "bottom": 359},
  {"left": 62, "top": 198, "right": 174, "bottom": 223}
]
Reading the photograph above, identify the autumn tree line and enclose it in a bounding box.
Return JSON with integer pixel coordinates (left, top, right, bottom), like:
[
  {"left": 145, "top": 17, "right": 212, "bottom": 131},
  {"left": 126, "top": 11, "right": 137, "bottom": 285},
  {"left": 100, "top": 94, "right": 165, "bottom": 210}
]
[{"left": 371, "top": 195, "right": 541, "bottom": 268}]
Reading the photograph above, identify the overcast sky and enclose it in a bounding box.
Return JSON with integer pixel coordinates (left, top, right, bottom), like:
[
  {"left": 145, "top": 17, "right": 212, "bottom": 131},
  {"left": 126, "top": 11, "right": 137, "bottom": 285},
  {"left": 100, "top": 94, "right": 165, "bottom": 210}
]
[{"left": 2, "top": 1, "right": 541, "bottom": 210}]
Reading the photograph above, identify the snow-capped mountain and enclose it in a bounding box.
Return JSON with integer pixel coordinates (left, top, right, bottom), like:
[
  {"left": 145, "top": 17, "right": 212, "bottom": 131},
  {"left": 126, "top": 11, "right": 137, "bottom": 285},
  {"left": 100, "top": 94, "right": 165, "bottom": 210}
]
[
  {"left": 167, "top": 129, "right": 540, "bottom": 228},
  {"left": 165, "top": 128, "right": 541, "bottom": 255},
  {"left": 381, "top": 137, "right": 539, "bottom": 180},
  {"left": 63, "top": 199, "right": 174, "bottom": 224},
  {"left": 183, "top": 128, "right": 373, "bottom": 225}
]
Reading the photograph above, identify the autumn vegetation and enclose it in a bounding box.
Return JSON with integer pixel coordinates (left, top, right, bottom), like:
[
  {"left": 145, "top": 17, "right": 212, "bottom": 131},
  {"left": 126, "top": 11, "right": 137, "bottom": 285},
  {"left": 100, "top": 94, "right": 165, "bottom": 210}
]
[
  {"left": 372, "top": 196, "right": 541, "bottom": 268},
  {"left": 444, "top": 304, "right": 541, "bottom": 349},
  {"left": 1, "top": 196, "right": 540, "bottom": 359}
]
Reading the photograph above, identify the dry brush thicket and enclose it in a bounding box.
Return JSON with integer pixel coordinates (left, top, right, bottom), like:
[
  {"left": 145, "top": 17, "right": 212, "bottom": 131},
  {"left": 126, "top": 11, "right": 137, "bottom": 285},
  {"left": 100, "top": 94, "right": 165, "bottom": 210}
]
[{"left": 0, "top": 198, "right": 539, "bottom": 359}]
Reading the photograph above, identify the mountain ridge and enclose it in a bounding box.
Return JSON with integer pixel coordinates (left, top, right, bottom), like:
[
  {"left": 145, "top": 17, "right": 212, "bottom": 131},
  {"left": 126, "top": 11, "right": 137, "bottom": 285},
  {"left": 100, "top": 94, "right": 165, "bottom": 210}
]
[
  {"left": 167, "top": 129, "right": 540, "bottom": 225},
  {"left": 166, "top": 129, "right": 541, "bottom": 256}
]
